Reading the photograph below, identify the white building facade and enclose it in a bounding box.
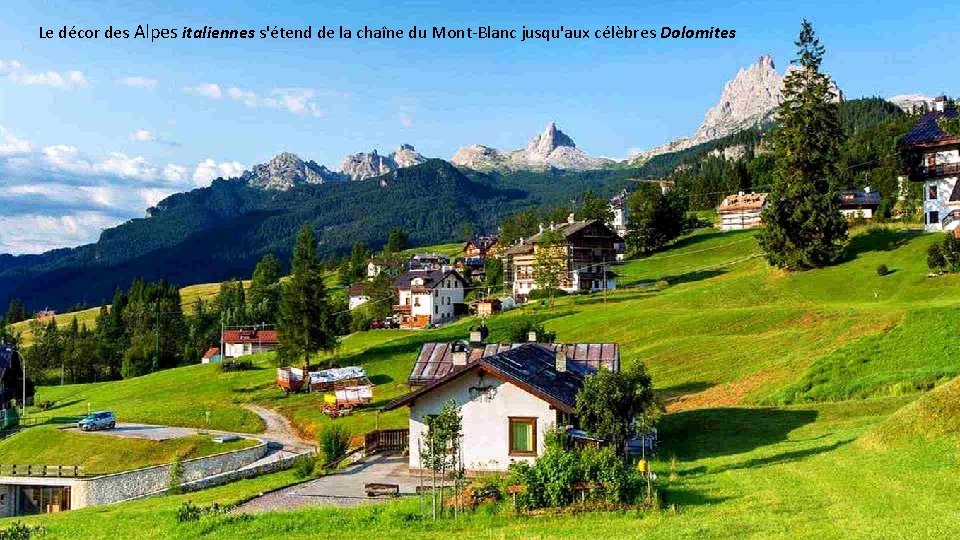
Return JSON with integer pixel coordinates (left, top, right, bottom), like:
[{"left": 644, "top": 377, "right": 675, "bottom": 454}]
[
  {"left": 394, "top": 269, "right": 467, "bottom": 326},
  {"left": 899, "top": 96, "right": 960, "bottom": 232}
]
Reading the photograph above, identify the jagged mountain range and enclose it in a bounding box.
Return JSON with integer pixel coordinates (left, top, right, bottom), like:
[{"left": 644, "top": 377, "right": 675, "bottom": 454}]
[{"left": 451, "top": 122, "right": 615, "bottom": 171}]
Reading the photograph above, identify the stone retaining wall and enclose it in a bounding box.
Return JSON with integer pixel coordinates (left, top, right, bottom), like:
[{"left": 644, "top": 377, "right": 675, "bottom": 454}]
[{"left": 72, "top": 443, "right": 269, "bottom": 507}]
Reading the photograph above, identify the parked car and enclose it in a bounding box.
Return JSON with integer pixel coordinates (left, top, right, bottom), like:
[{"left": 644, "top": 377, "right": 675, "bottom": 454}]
[{"left": 77, "top": 411, "right": 116, "bottom": 431}]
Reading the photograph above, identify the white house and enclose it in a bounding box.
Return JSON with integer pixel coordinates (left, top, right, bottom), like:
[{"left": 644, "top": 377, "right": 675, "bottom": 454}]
[
  {"left": 838, "top": 188, "right": 881, "bottom": 220},
  {"left": 348, "top": 284, "right": 371, "bottom": 311},
  {"left": 386, "top": 343, "right": 590, "bottom": 473},
  {"left": 898, "top": 96, "right": 960, "bottom": 232},
  {"left": 393, "top": 269, "right": 467, "bottom": 328},
  {"left": 221, "top": 328, "right": 278, "bottom": 358},
  {"left": 717, "top": 192, "right": 768, "bottom": 231}
]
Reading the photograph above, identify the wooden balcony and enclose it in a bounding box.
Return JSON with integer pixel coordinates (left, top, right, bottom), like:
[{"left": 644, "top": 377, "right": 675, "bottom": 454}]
[
  {"left": 912, "top": 162, "right": 960, "bottom": 180},
  {"left": 393, "top": 304, "right": 412, "bottom": 314}
]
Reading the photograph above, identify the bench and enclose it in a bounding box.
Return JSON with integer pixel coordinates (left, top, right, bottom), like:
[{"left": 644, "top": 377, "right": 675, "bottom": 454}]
[{"left": 365, "top": 483, "right": 400, "bottom": 497}]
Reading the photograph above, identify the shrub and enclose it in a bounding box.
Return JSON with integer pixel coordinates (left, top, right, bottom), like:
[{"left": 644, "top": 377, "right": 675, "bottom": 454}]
[
  {"left": 319, "top": 424, "right": 351, "bottom": 466},
  {"left": 928, "top": 244, "right": 946, "bottom": 273},
  {"left": 0, "top": 522, "right": 43, "bottom": 540},
  {"left": 507, "top": 445, "right": 644, "bottom": 510},
  {"left": 218, "top": 359, "right": 255, "bottom": 372},
  {"left": 875, "top": 264, "right": 889, "bottom": 276},
  {"left": 175, "top": 501, "right": 231, "bottom": 523},
  {"left": 292, "top": 453, "right": 318, "bottom": 479},
  {"left": 167, "top": 459, "right": 185, "bottom": 495},
  {"left": 527, "top": 288, "right": 567, "bottom": 301},
  {"left": 34, "top": 400, "right": 53, "bottom": 411}
]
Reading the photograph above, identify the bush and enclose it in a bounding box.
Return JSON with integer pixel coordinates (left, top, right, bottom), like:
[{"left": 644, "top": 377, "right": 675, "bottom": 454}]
[
  {"left": 928, "top": 244, "right": 946, "bottom": 273},
  {"left": 0, "top": 522, "right": 43, "bottom": 540},
  {"left": 218, "top": 359, "right": 255, "bottom": 372},
  {"left": 506, "top": 445, "right": 644, "bottom": 510},
  {"left": 292, "top": 453, "right": 318, "bottom": 479},
  {"left": 875, "top": 264, "right": 890, "bottom": 276},
  {"left": 175, "top": 501, "right": 231, "bottom": 523},
  {"left": 167, "top": 459, "right": 185, "bottom": 495},
  {"left": 527, "top": 288, "right": 567, "bottom": 301},
  {"left": 319, "top": 424, "right": 351, "bottom": 465},
  {"left": 34, "top": 400, "right": 53, "bottom": 411}
]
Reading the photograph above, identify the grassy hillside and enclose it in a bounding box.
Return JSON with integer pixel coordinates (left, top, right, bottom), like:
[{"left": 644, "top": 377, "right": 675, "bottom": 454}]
[
  {"left": 865, "top": 375, "right": 960, "bottom": 448},
  {"left": 0, "top": 426, "right": 256, "bottom": 475},
  {"left": 16, "top": 223, "right": 960, "bottom": 538}
]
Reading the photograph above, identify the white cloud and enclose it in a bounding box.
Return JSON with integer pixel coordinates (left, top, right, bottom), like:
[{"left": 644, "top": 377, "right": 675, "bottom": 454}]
[
  {"left": 0, "top": 213, "right": 116, "bottom": 254},
  {"left": 192, "top": 82, "right": 327, "bottom": 117},
  {"left": 40, "top": 144, "right": 188, "bottom": 185},
  {"left": 0, "top": 125, "right": 31, "bottom": 156},
  {"left": 399, "top": 112, "right": 413, "bottom": 127},
  {"left": 192, "top": 158, "right": 245, "bottom": 186},
  {"left": 184, "top": 82, "right": 223, "bottom": 99},
  {"left": 130, "top": 129, "right": 156, "bottom": 142},
  {"left": 139, "top": 188, "right": 174, "bottom": 208},
  {"left": 163, "top": 164, "right": 187, "bottom": 183},
  {"left": 118, "top": 76, "right": 158, "bottom": 89},
  {"left": 1, "top": 60, "right": 88, "bottom": 89}
]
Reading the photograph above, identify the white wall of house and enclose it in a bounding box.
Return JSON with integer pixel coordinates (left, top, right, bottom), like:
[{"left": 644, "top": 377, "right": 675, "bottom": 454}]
[
  {"left": 408, "top": 373, "right": 558, "bottom": 473},
  {"left": 840, "top": 208, "right": 875, "bottom": 219},
  {"left": 921, "top": 148, "right": 960, "bottom": 231},
  {"left": 222, "top": 343, "right": 275, "bottom": 358},
  {"left": 719, "top": 209, "right": 763, "bottom": 231},
  {"left": 397, "top": 274, "right": 465, "bottom": 324},
  {"left": 348, "top": 295, "right": 370, "bottom": 311}
]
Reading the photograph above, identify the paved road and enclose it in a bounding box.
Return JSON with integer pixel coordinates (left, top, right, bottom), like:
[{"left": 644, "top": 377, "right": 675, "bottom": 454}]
[
  {"left": 67, "top": 406, "right": 314, "bottom": 452},
  {"left": 235, "top": 454, "right": 420, "bottom": 512}
]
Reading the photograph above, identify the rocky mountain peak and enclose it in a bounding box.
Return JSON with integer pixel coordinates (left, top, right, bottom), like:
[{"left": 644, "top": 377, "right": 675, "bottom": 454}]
[
  {"left": 242, "top": 152, "right": 345, "bottom": 190},
  {"left": 632, "top": 54, "right": 843, "bottom": 163},
  {"left": 527, "top": 122, "right": 577, "bottom": 157},
  {"left": 340, "top": 144, "right": 427, "bottom": 180},
  {"left": 452, "top": 122, "right": 611, "bottom": 172}
]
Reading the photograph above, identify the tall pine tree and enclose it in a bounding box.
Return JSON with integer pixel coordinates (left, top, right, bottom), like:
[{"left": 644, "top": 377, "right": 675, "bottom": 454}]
[
  {"left": 759, "top": 19, "right": 847, "bottom": 269},
  {"left": 278, "top": 225, "right": 338, "bottom": 367}
]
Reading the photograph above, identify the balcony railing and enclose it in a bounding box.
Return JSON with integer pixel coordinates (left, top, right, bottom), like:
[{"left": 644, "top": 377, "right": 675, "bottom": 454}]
[
  {"left": 393, "top": 304, "right": 412, "bottom": 314},
  {"left": 942, "top": 210, "right": 960, "bottom": 229},
  {"left": 915, "top": 162, "right": 960, "bottom": 180}
]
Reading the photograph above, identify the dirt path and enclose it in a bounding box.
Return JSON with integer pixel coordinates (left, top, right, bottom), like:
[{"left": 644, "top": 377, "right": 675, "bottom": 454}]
[{"left": 243, "top": 404, "right": 314, "bottom": 451}]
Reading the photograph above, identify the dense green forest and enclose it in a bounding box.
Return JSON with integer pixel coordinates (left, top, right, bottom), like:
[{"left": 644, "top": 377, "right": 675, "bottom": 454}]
[{"left": 0, "top": 161, "right": 642, "bottom": 312}]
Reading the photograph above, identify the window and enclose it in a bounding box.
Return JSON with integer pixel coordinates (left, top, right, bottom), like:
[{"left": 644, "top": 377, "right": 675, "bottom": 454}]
[
  {"left": 930, "top": 211, "right": 940, "bottom": 224},
  {"left": 434, "top": 305, "right": 438, "bottom": 315},
  {"left": 929, "top": 185, "right": 938, "bottom": 200},
  {"left": 508, "top": 417, "right": 537, "bottom": 456}
]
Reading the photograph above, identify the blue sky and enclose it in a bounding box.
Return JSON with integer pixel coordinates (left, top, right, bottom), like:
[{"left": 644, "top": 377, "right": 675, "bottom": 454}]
[{"left": 0, "top": 0, "right": 957, "bottom": 254}]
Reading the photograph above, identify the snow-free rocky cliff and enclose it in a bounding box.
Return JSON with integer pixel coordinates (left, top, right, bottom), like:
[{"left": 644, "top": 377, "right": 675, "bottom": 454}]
[
  {"left": 242, "top": 152, "right": 346, "bottom": 190},
  {"left": 451, "top": 122, "right": 613, "bottom": 171},
  {"left": 632, "top": 55, "right": 843, "bottom": 163},
  {"left": 340, "top": 144, "right": 428, "bottom": 180}
]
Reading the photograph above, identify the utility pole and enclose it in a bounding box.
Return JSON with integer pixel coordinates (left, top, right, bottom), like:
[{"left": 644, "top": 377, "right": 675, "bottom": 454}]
[{"left": 153, "top": 299, "right": 160, "bottom": 373}]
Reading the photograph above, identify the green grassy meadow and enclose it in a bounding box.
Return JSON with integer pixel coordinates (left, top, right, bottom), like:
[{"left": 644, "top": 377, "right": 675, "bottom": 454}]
[
  {"left": 0, "top": 426, "right": 257, "bottom": 475},
  {"left": 13, "top": 224, "right": 960, "bottom": 538}
]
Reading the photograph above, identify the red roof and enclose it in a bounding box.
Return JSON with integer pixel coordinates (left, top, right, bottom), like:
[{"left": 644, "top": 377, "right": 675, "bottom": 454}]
[
  {"left": 202, "top": 347, "right": 220, "bottom": 359},
  {"left": 222, "top": 329, "right": 279, "bottom": 344}
]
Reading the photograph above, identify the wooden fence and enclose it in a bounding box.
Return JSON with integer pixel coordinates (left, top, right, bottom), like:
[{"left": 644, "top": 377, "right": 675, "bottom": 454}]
[
  {"left": 0, "top": 464, "right": 86, "bottom": 477},
  {"left": 364, "top": 429, "right": 409, "bottom": 455}
]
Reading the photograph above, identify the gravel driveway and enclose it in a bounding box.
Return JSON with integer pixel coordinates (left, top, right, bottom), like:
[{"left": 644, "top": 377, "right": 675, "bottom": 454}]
[{"left": 236, "top": 454, "right": 421, "bottom": 511}]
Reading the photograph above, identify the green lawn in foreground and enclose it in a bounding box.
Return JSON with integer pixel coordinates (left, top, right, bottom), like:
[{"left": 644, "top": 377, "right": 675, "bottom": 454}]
[
  {"left": 16, "top": 398, "right": 960, "bottom": 539},
  {"left": 0, "top": 426, "right": 257, "bottom": 475}
]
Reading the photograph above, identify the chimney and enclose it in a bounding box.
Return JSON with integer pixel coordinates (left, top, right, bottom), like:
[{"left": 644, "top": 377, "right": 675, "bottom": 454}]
[
  {"left": 567, "top": 213, "right": 576, "bottom": 224},
  {"left": 550, "top": 221, "right": 556, "bottom": 231},
  {"left": 527, "top": 330, "right": 538, "bottom": 343},
  {"left": 934, "top": 95, "right": 947, "bottom": 112},
  {"left": 555, "top": 345, "right": 567, "bottom": 373},
  {"left": 538, "top": 224, "right": 544, "bottom": 233},
  {"left": 452, "top": 343, "right": 468, "bottom": 366},
  {"left": 864, "top": 186, "right": 871, "bottom": 194},
  {"left": 469, "top": 329, "right": 483, "bottom": 345}
]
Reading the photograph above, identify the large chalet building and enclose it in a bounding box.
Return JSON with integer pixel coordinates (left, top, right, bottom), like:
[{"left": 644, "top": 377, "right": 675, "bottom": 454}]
[
  {"left": 899, "top": 96, "right": 960, "bottom": 232},
  {"left": 505, "top": 216, "right": 620, "bottom": 302},
  {"left": 393, "top": 269, "right": 468, "bottom": 328}
]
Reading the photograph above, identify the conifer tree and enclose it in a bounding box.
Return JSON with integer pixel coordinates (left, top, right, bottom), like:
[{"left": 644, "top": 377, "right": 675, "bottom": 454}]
[
  {"left": 759, "top": 19, "right": 847, "bottom": 269},
  {"left": 278, "top": 224, "right": 338, "bottom": 367}
]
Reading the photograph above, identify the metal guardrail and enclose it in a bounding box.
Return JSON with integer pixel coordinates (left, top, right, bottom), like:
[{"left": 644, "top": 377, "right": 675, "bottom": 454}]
[{"left": 0, "top": 464, "right": 87, "bottom": 477}]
